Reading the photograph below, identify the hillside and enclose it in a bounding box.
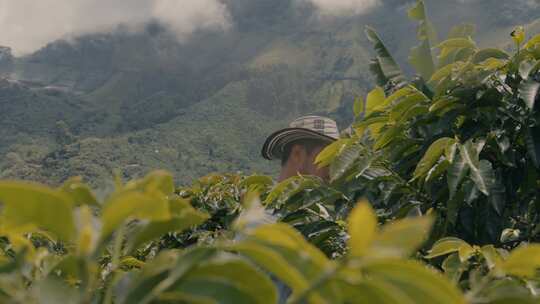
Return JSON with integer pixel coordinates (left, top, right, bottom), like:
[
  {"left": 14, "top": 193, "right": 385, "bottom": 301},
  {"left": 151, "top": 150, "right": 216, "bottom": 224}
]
[{"left": 1, "top": 0, "right": 539, "bottom": 188}]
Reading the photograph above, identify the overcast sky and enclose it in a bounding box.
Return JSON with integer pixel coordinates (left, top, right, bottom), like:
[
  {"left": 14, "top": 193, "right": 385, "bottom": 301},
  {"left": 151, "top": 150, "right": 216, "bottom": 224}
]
[{"left": 0, "top": 0, "right": 379, "bottom": 55}]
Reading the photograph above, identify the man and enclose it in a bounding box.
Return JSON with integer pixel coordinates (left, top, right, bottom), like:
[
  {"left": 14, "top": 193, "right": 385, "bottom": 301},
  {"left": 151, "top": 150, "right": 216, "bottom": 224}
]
[{"left": 261, "top": 115, "right": 340, "bottom": 182}]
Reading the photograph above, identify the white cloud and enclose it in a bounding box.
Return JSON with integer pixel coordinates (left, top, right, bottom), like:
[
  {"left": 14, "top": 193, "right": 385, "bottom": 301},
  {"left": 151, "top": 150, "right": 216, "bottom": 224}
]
[
  {"left": 306, "top": 0, "right": 380, "bottom": 15},
  {"left": 0, "top": 0, "right": 230, "bottom": 55}
]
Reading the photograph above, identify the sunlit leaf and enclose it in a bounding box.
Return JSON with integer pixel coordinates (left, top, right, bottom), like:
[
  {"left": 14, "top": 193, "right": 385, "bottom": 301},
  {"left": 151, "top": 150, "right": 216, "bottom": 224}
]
[
  {"left": 315, "top": 139, "right": 351, "bottom": 167},
  {"left": 348, "top": 201, "right": 377, "bottom": 257},
  {"left": 365, "top": 86, "right": 386, "bottom": 116},
  {"left": 425, "top": 237, "right": 473, "bottom": 260},
  {"left": 0, "top": 181, "right": 75, "bottom": 241},
  {"left": 371, "top": 216, "right": 434, "bottom": 258},
  {"left": 435, "top": 38, "right": 476, "bottom": 50},
  {"left": 364, "top": 260, "right": 466, "bottom": 304},
  {"left": 60, "top": 177, "right": 99, "bottom": 206},
  {"left": 480, "top": 245, "right": 503, "bottom": 270},
  {"left": 524, "top": 33, "right": 540, "bottom": 49},
  {"left": 511, "top": 26, "right": 525, "bottom": 47},
  {"left": 501, "top": 245, "right": 540, "bottom": 278},
  {"left": 128, "top": 203, "right": 208, "bottom": 251},
  {"left": 353, "top": 96, "right": 365, "bottom": 118},
  {"left": 413, "top": 138, "right": 455, "bottom": 180},
  {"left": 174, "top": 257, "right": 278, "bottom": 304},
  {"left": 341, "top": 279, "right": 416, "bottom": 304},
  {"left": 100, "top": 190, "right": 170, "bottom": 242}
]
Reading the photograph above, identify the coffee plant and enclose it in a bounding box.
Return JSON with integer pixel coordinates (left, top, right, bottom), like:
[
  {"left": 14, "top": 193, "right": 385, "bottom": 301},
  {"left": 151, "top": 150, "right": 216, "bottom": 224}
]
[{"left": 1, "top": 1, "right": 540, "bottom": 303}]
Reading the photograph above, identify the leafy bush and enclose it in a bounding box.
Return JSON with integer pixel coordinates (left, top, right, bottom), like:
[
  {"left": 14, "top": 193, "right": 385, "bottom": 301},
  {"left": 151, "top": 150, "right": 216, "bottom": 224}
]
[{"left": 2, "top": 0, "right": 540, "bottom": 303}]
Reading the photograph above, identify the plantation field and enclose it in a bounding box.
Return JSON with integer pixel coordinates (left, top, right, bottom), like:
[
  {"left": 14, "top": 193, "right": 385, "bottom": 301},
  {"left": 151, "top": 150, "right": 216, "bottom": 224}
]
[{"left": 2, "top": 0, "right": 540, "bottom": 303}]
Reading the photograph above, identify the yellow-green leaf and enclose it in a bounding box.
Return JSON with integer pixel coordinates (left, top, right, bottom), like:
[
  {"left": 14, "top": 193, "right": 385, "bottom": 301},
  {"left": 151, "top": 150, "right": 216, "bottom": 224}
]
[
  {"left": 525, "top": 33, "right": 540, "bottom": 49},
  {"left": 365, "top": 86, "right": 386, "bottom": 116},
  {"left": 371, "top": 216, "right": 434, "bottom": 258},
  {"left": 100, "top": 191, "right": 170, "bottom": 241},
  {"left": 0, "top": 181, "right": 75, "bottom": 241},
  {"left": 501, "top": 245, "right": 540, "bottom": 278},
  {"left": 511, "top": 26, "right": 525, "bottom": 47},
  {"left": 315, "top": 139, "right": 351, "bottom": 167},
  {"left": 364, "top": 260, "right": 466, "bottom": 304},
  {"left": 348, "top": 201, "right": 377, "bottom": 257},
  {"left": 60, "top": 177, "right": 99, "bottom": 206},
  {"left": 435, "top": 38, "right": 476, "bottom": 50},
  {"left": 425, "top": 237, "right": 472, "bottom": 259},
  {"left": 414, "top": 138, "right": 455, "bottom": 180}
]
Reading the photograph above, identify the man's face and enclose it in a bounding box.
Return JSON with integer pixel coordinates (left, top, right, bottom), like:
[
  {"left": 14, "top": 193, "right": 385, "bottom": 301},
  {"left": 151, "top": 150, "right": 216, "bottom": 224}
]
[{"left": 299, "top": 145, "right": 330, "bottom": 181}]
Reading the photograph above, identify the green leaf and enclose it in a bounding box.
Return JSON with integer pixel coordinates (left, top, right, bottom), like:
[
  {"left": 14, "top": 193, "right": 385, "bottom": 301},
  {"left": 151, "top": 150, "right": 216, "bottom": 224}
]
[
  {"left": 174, "top": 257, "right": 278, "bottom": 304},
  {"left": 374, "top": 126, "right": 404, "bottom": 150},
  {"left": 128, "top": 200, "right": 208, "bottom": 251},
  {"left": 441, "top": 253, "right": 466, "bottom": 283},
  {"left": 121, "top": 247, "right": 217, "bottom": 304},
  {"left": 232, "top": 242, "right": 311, "bottom": 297},
  {"left": 472, "top": 48, "right": 510, "bottom": 64},
  {"left": 0, "top": 181, "right": 75, "bottom": 241},
  {"left": 371, "top": 216, "right": 434, "bottom": 258},
  {"left": 524, "top": 33, "right": 540, "bottom": 49},
  {"left": 234, "top": 224, "right": 336, "bottom": 302},
  {"left": 330, "top": 143, "right": 364, "bottom": 182},
  {"left": 233, "top": 191, "right": 275, "bottom": 231},
  {"left": 59, "top": 177, "right": 99, "bottom": 206},
  {"left": 125, "top": 170, "right": 175, "bottom": 195},
  {"left": 518, "top": 80, "right": 540, "bottom": 110},
  {"left": 459, "top": 142, "right": 494, "bottom": 196},
  {"left": 501, "top": 245, "right": 540, "bottom": 278},
  {"left": 365, "top": 26, "right": 407, "bottom": 88},
  {"left": 410, "top": 39, "right": 436, "bottom": 80},
  {"left": 341, "top": 280, "right": 416, "bottom": 304},
  {"left": 480, "top": 245, "right": 503, "bottom": 270},
  {"left": 408, "top": 0, "right": 436, "bottom": 79},
  {"left": 315, "top": 138, "right": 351, "bottom": 167},
  {"left": 511, "top": 26, "right": 525, "bottom": 47},
  {"left": 435, "top": 38, "right": 476, "bottom": 50},
  {"left": 425, "top": 237, "right": 473, "bottom": 260},
  {"left": 348, "top": 201, "right": 378, "bottom": 257},
  {"left": 389, "top": 92, "right": 429, "bottom": 122},
  {"left": 447, "top": 153, "right": 469, "bottom": 199},
  {"left": 240, "top": 175, "right": 274, "bottom": 191},
  {"left": 353, "top": 96, "right": 365, "bottom": 118},
  {"left": 100, "top": 190, "right": 170, "bottom": 242},
  {"left": 365, "top": 86, "right": 386, "bottom": 116},
  {"left": 414, "top": 138, "right": 455, "bottom": 180},
  {"left": 407, "top": 0, "right": 426, "bottom": 20},
  {"left": 264, "top": 176, "right": 321, "bottom": 207},
  {"left": 364, "top": 260, "right": 466, "bottom": 304}
]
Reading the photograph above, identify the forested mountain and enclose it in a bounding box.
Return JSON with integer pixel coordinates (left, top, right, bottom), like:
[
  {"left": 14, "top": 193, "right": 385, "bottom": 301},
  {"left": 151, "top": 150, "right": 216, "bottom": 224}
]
[{"left": 1, "top": 0, "right": 539, "bottom": 188}]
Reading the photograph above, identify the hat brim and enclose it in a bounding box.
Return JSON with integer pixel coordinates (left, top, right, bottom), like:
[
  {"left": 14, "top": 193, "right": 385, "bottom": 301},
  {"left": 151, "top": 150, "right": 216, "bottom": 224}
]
[{"left": 261, "top": 127, "right": 337, "bottom": 160}]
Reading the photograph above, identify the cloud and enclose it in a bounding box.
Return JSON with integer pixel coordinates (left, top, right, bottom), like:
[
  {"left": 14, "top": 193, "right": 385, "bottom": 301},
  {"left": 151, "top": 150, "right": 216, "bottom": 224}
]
[
  {"left": 305, "top": 0, "right": 380, "bottom": 15},
  {"left": 0, "top": 0, "right": 230, "bottom": 55}
]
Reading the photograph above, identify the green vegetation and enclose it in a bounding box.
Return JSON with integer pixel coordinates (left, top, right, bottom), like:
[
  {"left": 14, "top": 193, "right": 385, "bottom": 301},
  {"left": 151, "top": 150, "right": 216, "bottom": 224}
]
[{"left": 2, "top": 0, "right": 540, "bottom": 303}]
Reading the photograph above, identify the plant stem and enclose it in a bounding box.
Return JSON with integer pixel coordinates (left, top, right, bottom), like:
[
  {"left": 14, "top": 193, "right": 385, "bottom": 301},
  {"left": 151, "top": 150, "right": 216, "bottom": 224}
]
[{"left": 103, "top": 222, "right": 126, "bottom": 304}]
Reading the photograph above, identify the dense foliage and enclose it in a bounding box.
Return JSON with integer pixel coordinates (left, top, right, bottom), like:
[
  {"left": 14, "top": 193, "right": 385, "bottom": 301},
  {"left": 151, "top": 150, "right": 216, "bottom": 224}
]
[{"left": 2, "top": 1, "right": 540, "bottom": 303}]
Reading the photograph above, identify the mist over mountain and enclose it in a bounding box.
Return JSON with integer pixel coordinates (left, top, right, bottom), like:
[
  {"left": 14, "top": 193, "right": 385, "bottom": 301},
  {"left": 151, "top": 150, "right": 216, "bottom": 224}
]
[{"left": 1, "top": 0, "right": 539, "bottom": 188}]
